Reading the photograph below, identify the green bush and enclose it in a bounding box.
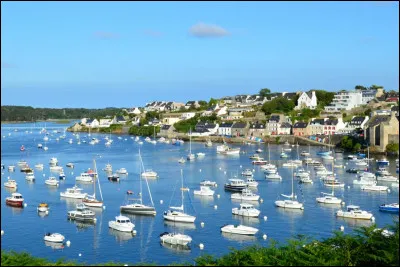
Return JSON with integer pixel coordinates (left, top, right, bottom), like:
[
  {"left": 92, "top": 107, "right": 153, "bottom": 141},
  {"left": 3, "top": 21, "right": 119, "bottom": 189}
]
[
  {"left": 386, "top": 143, "right": 399, "bottom": 154},
  {"left": 128, "top": 126, "right": 159, "bottom": 136}
]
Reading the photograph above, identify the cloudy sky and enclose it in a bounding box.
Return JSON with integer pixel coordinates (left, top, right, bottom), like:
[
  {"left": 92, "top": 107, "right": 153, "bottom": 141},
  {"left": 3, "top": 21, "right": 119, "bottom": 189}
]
[{"left": 1, "top": 1, "right": 399, "bottom": 108}]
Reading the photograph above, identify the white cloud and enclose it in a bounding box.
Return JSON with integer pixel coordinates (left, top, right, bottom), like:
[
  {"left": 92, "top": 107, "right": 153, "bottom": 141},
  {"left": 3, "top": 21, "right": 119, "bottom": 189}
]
[{"left": 189, "top": 22, "right": 230, "bottom": 38}]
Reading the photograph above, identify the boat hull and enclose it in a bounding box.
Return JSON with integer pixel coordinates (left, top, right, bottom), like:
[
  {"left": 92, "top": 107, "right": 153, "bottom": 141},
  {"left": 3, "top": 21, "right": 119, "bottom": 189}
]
[
  {"left": 6, "top": 199, "right": 23, "bottom": 207},
  {"left": 120, "top": 205, "right": 156, "bottom": 216}
]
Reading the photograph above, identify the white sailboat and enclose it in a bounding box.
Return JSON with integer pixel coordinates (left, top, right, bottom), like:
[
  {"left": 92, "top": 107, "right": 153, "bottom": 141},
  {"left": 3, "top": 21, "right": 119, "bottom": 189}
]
[
  {"left": 275, "top": 161, "right": 304, "bottom": 210},
  {"left": 82, "top": 159, "right": 104, "bottom": 208},
  {"left": 316, "top": 160, "right": 343, "bottom": 204},
  {"left": 120, "top": 149, "right": 156, "bottom": 215},
  {"left": 163, "top": 170, "right": 196, "bottom": 223},
  {"left": 187, "top": 128, "right": 195, "bottom": 161}
]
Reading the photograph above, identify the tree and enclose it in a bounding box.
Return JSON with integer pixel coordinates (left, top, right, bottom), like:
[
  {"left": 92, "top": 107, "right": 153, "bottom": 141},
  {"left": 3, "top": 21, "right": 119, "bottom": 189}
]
[
  {"left": 386, "top": 143, "right": 399, "bottom": 154},
  {"left": 369, "top": 85, "right": 383, "bottom": 90},
  {"left": 208, "top": 98, "right": 218, "bottom": 108},
  {"left": 314, "top": 90, "right": 335, "bottom": 109},
  {"left": 261, "top": 97, "right": 295, "bottom": 115},
  {"left": 259, "top": 88, "right": 271, "bottom": 97},
  {"left": 198, "top": 100, "right": 207, "bottom": 107},
  {"left": 355, "top": 85, "right": 367, "bottom": 90}
]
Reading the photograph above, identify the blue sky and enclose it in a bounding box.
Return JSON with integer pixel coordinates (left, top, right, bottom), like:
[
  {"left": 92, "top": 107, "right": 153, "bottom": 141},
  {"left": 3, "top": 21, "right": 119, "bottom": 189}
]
[{"left": 1, "top": 1, "right": 399, "bottom": 108}]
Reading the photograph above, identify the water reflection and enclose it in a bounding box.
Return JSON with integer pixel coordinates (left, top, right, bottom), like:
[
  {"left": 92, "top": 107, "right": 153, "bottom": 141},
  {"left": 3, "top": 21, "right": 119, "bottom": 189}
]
[
  {"left": 164, "top": 220, "right": 197, "bottom": 231},
  {"left": 44, "top": 240, "right": 65, "bottom": 250},
  {"left": 160, "top": 242, "right": 191, "bottom": 253},
  {"left": 232, "top": 215, "right": 261, "bottom": 225},
  {"left": 61, "top": 198, "right": 83, "bottom": 210},
  {"left": 109, "top": 229, "right": 135, "bottom": 243},
  {"left": 221, "top": 232, "right": 257, "bottom": 242},
  {"left": 337, "top": 217, "right": 374, "bottom": 228}
]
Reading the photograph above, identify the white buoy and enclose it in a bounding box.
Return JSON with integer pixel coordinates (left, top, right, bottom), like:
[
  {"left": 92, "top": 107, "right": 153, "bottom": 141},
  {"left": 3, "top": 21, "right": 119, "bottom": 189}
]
[
  {"left": 45, "top": 210, "right": 49, "bottom": 214},
  {"left": 371, "top": 217, "right": 375, "bottom": 222},
  {"left": 71, "top": 172, "right": 74, "bottom": 175},
  {"left": 160, "top": 200, "right": 163, "bottom": 204},
  {"left": 217, "top": 194, "right": 220, "bottom": 198},
  {"left": 214, "top": 205, "right": 218, "bottom": 209},
  {"left": 133, "top": 230, "right": 137, "bottom": 235},
  {"left": 347, "top": 186, "right": 350, "bottom": 189},
  {"left": 240, "top": 165, "right": 242, "bottom": 168},
  {"left": 1, "top": 230, "right": 4, "bottom": 236},
  {"left": 340, "top": 225, "right": 344, "bottom": 231},
  {"left": 263, "top": 234, "right": 267, "bottom": 240},
  {"left": 219, "top": 167, "right": 222, "bottom": 170},
  {"left": 201, "top": 222, "right": 205, "bottom": 227},
  {"left": 103, "top": 205, "right": 106, "bottom": 210},
  {"left": 252, "top": 169, "right": 255, "bottom": 172},
  {"left": 341, "top": 201, "right": 345, "bottom": 206},
  {"left": 260, "top": 198, "right": 264, "bottom": 203},
  {"left": 199, "top": 243, "right": 204, "bottom": 250},
  {"left": 264, "top": 216, "right": 267, "bottom": 221},
  {"left": 66, "top": 240, "right": 71, "bottom": 247},
  {"left": 43, "top": 174, "right": 45, "bottom": 177},
  {"left": 24, "top": 203, "right": 27, "bottom": 207},
  {"left": 224, "top": 171, "right": 226, "bottom": 175},
  {"left": 79, "top": 253, "right": 82, "bottom": 257},
  {"left": 388, "top": 189, "right": 391, "bottom": 193}
]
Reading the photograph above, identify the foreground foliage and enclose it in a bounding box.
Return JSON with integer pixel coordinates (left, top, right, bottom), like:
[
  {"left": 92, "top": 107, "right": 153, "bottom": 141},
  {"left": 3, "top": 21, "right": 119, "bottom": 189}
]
[{"left": 1, "top": 222, "right": 398, "bottom": 266}]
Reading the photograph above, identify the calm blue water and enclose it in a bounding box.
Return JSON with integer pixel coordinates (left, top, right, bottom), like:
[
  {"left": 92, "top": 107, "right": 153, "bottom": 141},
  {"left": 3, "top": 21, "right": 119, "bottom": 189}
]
[{"left": 1, "top": 122, "right": 399, "bottom": 265}]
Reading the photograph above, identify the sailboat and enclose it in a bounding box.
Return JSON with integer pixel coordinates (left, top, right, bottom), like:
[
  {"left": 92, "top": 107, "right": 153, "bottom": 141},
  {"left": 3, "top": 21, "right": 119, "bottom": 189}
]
[
  {"left": 163, "top": 169, "right": 196, "bottom": 223},
  {"left": 321, "top": 134, "right": 334, "bottom": 160},
  {"left": 275, "top": 159, "right": 304, "bottom": 210},
  {"left": 150, "top": 126, "right": 157, "bottom": 144},
  {"left": 316, "top": 159, "right": 343, "bottom": 204},
  {"left": 82, "top": 159, "right": 104, "bottom": 208},
  {"left": 120, "top": 150, "right": 156, "bottom": 215},
  {"left": 187, "top": 128, "right": 195, "bottom": 161}
]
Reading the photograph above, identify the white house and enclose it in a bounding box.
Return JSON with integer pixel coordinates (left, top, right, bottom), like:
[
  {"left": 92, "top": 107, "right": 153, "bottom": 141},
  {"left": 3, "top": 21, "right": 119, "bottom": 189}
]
[
  {"left": 324, "top": 91, "right": 363, "bottom": 112},
  {"left": 295, "top": 91, "right": 317, "bottom": 110},
  {"left": 112, "top": 116, "right": 127, "bottom": 125},
  {"left": 339, "top": 116, "right": 369, "bottom": 134},
  {"left": 279, "top": 122, "right": 292, "bottom": 135},
  {"left": 127, "top": 107, "right": 141, "bottom": 115},
  {"left": 99, "top": 119, "right": 112, "bottom": 128},
  {"left": 215, "top": 106, "right": 228, "bottom": 116},
  {"left": 323, "top": 118, "right": 346, "bottom": 135},
  {"left": 180, "top": 112, "right": 196, "bottom": 120},
  {"left": 218, "top": 122, "right": 233, "bottom": 136},
  {"left": 80, "top": 118, "right": 89, "bottom": 125},
  {"left": 86, "top": 119, "right": 99, "bottom": 128},
  {"left": 195, "top": 122, "right": 219, "bottom": 135}
]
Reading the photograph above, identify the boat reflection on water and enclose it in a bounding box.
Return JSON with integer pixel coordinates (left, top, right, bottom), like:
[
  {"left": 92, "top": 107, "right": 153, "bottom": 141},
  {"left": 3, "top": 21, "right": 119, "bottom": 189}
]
[
  {"left": 61, "top": 198, "right": 83, "bottom": 210},
  {"left": 337, "top": 217, "right": 374, "bottom": 228},
  {"left": 275, "top": 206, "right": 304, "bottom": 219},
  {"left": 231, "top": 198, "right": 260, "bottom": 207},
  {"left": 193, "top": 194, "right": 214, "bottom": 206},
  {"left": 160, "top": 242, "right": 191, "bottom": 253},
  {"left": 221, "top": 232, "right": 257, "bottom": 243},
  {"left": 164, "top": 220, "right": 196, "bottom": 231},
  {"left": 44, "top": 240, "right": 65, "bottom": 250},
  {"left": 109, "top": 228, "right": 135, "bottom": 243},
  {"left": 232, "top": 215, "right": 260, "bottom": 225}
]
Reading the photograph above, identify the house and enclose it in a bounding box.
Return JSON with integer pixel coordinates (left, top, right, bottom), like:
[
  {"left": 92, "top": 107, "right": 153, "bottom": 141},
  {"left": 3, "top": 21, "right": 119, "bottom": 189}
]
[
  {"left": 149, "top": 118, "right": 161, "bottom": 126},
  {"left": 295, "top": 91, "right": 317, "bottom": 110},
  {"left": 70, "top": 123, "right": 82, "bottom": 132},
  {"left": 324, "top": 90, "right": 363, "bottom": 112},
  {"left": 127, "top": 107, "right": 141, "bottom": 115},
  {"left": 323, "top": 118, "right": 345, "bottom": 135},
  {"left": 248, "top": 122, "right": 266, "bottom": 138},
  {"left": 215, "top": 106, "right": 228, "bottom": 116},
  {"left": 279, "top": 122, "right": 292, "bottom": 135},
  {"left": 189, "top": 128, "right": 211, "bottom": 137},
  {"left": 265, "top": 114, "right": 283, "bottom": 135},
  {"left": 86, "top": 118, "right": 99, "bottom": 128},
  {"left": 339, "top": 116, "right": 369, "bottom": 134},
  {"left": 218, "top": 122, "right": 233, "bottom": 136},
  {"left": 162, "top": 115, "right": 182, "bottom": 125},
  {"left": 195, "top": 122, "right": 219, "bottom": 135},
  {"left": 309, "top": 118, "right": 326, "bottom": 135},
  {"left": 221, "top": 96, "right": 233, "bottom": 105},
  {"left": 385, "top": 91, "right": 399, "bottom": 102},
  {"left": 365, "top": 112, "right": 399, "bottom": 152},
  {"left": 80, "top": 118, "right": 89, "bottom": 125},
  {"left": 356, "top": 89, "right": 377, "bottom": 104},
  {"left": 159, "top": 125, "right": 176, "bottom": 138},
  {"left": 112, "top": 116, "right": 127, "bottom": 125},
  {"left": 293, "top": 122, "right": 309, "bottom": 136},
  {"left": 282, "top": 92, "right": 297, "bottom": 101},
  {"left": 99, "top": 119, "right": 112, "bottom": 128},
  {"left": 185, "top": 101, "right": 200, "bottom": 109},
  {"left": 231, "top": 122, "right": 248, "bottom": 137},
  {"left": 180, "top": 112, "right": 196, "bottom": 120},
  {"left": 165, "top": 102, "right": 185, "bottom": 112}
]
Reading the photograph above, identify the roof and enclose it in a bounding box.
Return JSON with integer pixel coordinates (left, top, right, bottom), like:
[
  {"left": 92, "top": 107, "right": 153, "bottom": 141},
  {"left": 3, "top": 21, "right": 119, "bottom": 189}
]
[
  {"left": 220, "top": 122, "right": 234, "bottom": 128},
  {"left": 391, "top": 106, "right": 399, "bottom": 112},
  {"left": 368, "top": 116, "right": 390, "bottom": 127},
  {"left": 349, "top": 116, "right": 366, "bottom": 125},
  {"left": 280, "top": 122, "right": 292, "bottom": 128},
  {"left": 194, "top": 128, "right": 209, "bottom": 133},
  {"left": 250, "top": 122, "right": 265, "bottom": 129},
  {"left": 284, "top": 92, "right": 297, "bottom": 99},
  {"left": 232, "top": 122, "right": 247, "bottom": 128},
  {"left": 268, "top": 115, "right": 280, "bottom": 122},
  {"left": 310, "top": 119, "right": 325, "bottom": 125},
  {"left": 161, "top": 125, "right": 171, "bottom": 130},
  {"left": 293, "top": 122, "right": 308, "bottom": 128},
  {"left": 325, "top": 118, "right": 338, "bottom": 125},
  {"left": 86, "top": 119, "right": 94, "bottom": 124},
  {"left": 116, "top": 116, "right": 126, "bottom": 121},
  {"left": 306, "top": 91, "right": 313, "bottom": 99}
]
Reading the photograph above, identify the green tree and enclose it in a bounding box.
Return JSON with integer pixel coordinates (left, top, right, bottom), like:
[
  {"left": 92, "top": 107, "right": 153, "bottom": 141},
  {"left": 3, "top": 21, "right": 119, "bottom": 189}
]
[
  {"left": 259, "top": 88, "right": 271, "bottom": 97},
  {"left": 208, "top": 98, "right": 218, "bottom": 108},
  {"left": 314, "top": 90, "right": 335, "bottom": 109},
  {"left": 369, "top": 84, "right": 383, "bottom": 90},
  {"left": 355, "top": 85, "right": 368, "bottom": 90},
  {"left": 261, "top": 97, "right": 295, "bottom": 115},
  {"left": 386, "top": 143, "right": 399, "bottom": 154}
]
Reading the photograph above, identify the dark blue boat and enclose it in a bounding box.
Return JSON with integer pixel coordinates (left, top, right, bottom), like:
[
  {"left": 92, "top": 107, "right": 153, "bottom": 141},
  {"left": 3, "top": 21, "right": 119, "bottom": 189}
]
[{"left": 379, "top": 203, "right": 399, "bottom": 213}]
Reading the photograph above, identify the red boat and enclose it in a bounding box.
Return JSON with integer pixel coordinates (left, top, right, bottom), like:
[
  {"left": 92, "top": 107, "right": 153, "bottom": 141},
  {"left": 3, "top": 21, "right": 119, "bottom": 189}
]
[
  {"left": 6, "top": 193, "right": 24, "bottom": 207},
  {"left": 20, "top": 145, "right": 25, "bottom": 151},
  {"left": 252, "top": 160, "right": 268, "bottom": 165}
]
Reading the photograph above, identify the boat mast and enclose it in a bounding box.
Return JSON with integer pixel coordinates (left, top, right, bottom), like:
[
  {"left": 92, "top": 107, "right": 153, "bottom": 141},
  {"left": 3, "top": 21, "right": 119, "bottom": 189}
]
[
  {"left": 189, "top": 128, "right": 192, "bottom": 155},
  {"left": 139, "top": 150, "right": 155, "bottom": 207},
  {"left": 181, "top": 169, "right": 184, "bottom": 213},
  {"left": 291, "top": 158, "right": 294, "bottom": 201},
  {"left": 138, "top": 150, "right": 143, "bottom": 205},
  {"left": 268, "top": 142, "right": 270, "bottom": 162},
  {"left": 331, "top": 157, "right": 335, "bottom": 196}
]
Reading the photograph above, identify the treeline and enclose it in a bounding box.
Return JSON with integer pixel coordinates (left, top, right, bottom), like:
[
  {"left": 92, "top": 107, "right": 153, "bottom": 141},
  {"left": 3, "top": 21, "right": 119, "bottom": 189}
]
[
  {"left": 128, "top": 126, "right": 160, "bottom": 136},
  {"left": 1, "top": 222, "right": 398, "bottom": 266},
  {"left": 1, "top": 106, "right": 124, "bottom": 122}
]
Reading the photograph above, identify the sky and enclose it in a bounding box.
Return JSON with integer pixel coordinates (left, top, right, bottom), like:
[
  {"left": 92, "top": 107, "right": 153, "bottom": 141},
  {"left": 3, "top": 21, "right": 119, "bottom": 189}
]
[{"left": 1, "top": 1, "right": 399, "bottom": 108}]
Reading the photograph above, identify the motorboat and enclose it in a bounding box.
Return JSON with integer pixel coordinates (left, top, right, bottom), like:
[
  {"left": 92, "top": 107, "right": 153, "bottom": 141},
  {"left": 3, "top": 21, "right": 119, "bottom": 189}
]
[
  {"left": 37, "top": 203, "right": 49, "bottom": 212},
  {"left": 8, "top": 165, "right": 15, "bottom": 172},
  {"left": 321, "top": 155, "right": 334, "bottom": 160},
  {"left": 336, "top": 205, "right": 374, "bottom": 220},
  {"left": 241, "top": 169, "right": 253, "bottom": 177},
  {"left": 217, "top": 143, "right": 240, "bottom": 155},
  {"left": 249, "top": 153, "right": 261, "bottom": 159},
  {"left": 265, "top": 172, "right": 282, "bottom": 180},
  {"left": 178, "top": 157, "right": 186, "bottom": 164},
  {"left": 256, "top": 148, "right": 263, "bottom": 153},
  {"left": 45, "top": 176, "right": 59, "bottom": 186},
  {"left": 76, "top": 173, "right": 93, "bottom": 183},
  {"left": 283, "top": 148, "right": 292, "bottom": 152},
  {"left": 280, "top": 152, "right": 288, "bottom": 158},
  {"left": 4, "top": 179, "right": 17, "bottom": 189},
  {"left": 25, "top": 173, "right": 35, "bottom": 181},
  {"left": 300, "top": 177, "right": 313, "bottom": 184},
  {"left": 196, "top": 152, "right": 205, "bottom": 158},
  {"left": 44, "top": 233, "right": 65, "bottom": 243},
  {"left": 346, "top": 168, "right": 359, "bottom": 173},
  {"left": 60, "top": 185, "right": 87, "bottom": 199},
  {"left": 49, "top": 157, "right": 58, "bottom": 165},
  {"left": 103, "top": 163, "right": 112, "bottom": 172},
  {"left": 316, "top": 192, "right": 343, "bottom": 204},
  {"left": 193, "top": 186, "right": 215, "bottom": 196},
  {"left": 376, "top": 174, "right": 398, "bottom": 182},
  {"left": 282, "top": 162, "right": 298, "bottom": 168},
  {"left": 376, "top": 167, "right": 391, "bottom": 176},
  {"left": 160, "top": 232, "right": 192, "bottom": 246},
  {"left": 6, "top": 193, "right": 24, "bottom": 207},
  {"left": 353, "top": 178, "right": 376, "bottom": 186},
  {"left": 379, "top": 203, "right": 399, "bottom": 213},
  {"left": 20, "top": 166, "right": 33, "bottom": 173},
  {"left": 376, "top": 159, "right": 390, "bottom": 166},
  {"left": 108, "top": 173, "right": 120, "bottom": 182},
  {"left": 252, "top": 159, "right": 268, "bottom": 165},
  {"left": 224, "top": 179, "right": 248, "bottom": 192},
  {"left": 232, "top": 203, "right": 260, "bottom": 217},
  {"left": 50, "top": 166, "right": 63, "bottom": 172},
  {"left": 246, "top": 177, "right": 258, "bottom": 187},
  {"left": 68, "top": 203, "right": 97, "bottom": 222},
  {"left": 361, "top": 185, "right": 389, "bottom": 191},
  {"left": 317, "top": 151, "right": 332, "bottom": 156},
  {"left": 220, "top": 224, "right": 258, "bottom": 235},
  {"left": 109, "top": 215, "right": 135, "bottom": 232},
  {"left": 300, "top": 151, "right": 310, "bottom": 157},
  {"left": 37, "top": 143, "right": 43, "bottom": 149},
  {"left": 66, "top": 163, "right": 74, "bottom": 168},
  {"left": 294, "top": 168, "right": 310, "bottom": 178},
  {"left": 200, "top": 180, "right": 217, "bottom": 187},
  {"left": 17, "top": 160, "right": 28, "bottom": 166},
  {"left": 324, "top": 180, "right": 345, "bottom": 188},
  {"left": 141, "top": 170, "right": 158, "bottom": 178},
  {"left": 231, "top": 188, "right": 260, "bottom": 201},
  {"left": 59, "top": 171, "right": 66, "bottom": 180},
  {"left": 116, "top": 168, "right": 128, "bottom": 175}
]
